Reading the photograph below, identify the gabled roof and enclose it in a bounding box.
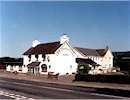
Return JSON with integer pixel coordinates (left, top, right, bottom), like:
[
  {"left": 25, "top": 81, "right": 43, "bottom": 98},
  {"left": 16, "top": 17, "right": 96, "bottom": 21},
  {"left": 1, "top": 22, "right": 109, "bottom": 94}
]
[
  {"left": 74, "top": 47, "right": 108, "bottom": 57},
  {"left": 23, "top": 41, "right": 61, "bottom": 55}
]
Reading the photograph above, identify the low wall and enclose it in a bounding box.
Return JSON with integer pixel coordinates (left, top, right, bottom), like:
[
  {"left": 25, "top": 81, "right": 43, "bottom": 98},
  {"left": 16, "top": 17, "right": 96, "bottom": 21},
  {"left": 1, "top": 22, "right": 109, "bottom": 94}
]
[{"left": 75, "top": 74, "right": 130, "bottom": 84}]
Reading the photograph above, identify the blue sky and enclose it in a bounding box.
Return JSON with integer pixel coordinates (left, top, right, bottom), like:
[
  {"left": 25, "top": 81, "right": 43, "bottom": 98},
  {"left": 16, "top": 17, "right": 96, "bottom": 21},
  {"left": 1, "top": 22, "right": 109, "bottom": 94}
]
[{"left": 0, "top": 1, "right": 130, "bottom": 57}]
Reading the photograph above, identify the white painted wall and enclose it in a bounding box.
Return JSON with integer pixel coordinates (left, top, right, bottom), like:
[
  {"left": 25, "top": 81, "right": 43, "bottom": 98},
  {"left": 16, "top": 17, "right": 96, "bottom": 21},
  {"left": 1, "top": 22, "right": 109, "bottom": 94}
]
[
  {"left": 31, "top": 55, "right": 37, "bottom": 62},
  {"left": 20, "top": 36, "right": 113, "bottom": 75},
  {"left": 23, "top": 55, "right": 29, "bottom": 66},
  {"left": 38, "top": 54, "right": 43, "bottom": 61},
  {"left": 6, "top": 65, "right": 11, "bottom": 72},
  {"left": 53, "top": 42, "right": 77, "bottom": 75},
  {"left": 22, "top": 65, "right": 28, "bottom": 73},
  {"left": 47, "top": 55, "right": 77, "bottom": 75},
  {"left": 101, "top": 49, "right": 113, "bottom": 72},
  {"left": 39, "top": 42, "right": 78, "bottom": 75},
  {"left": 87, "top": 49, "right": 113, "bottom": 74},
  {"left": 73, "top": 48, "right": 113, "bottom": 74}
]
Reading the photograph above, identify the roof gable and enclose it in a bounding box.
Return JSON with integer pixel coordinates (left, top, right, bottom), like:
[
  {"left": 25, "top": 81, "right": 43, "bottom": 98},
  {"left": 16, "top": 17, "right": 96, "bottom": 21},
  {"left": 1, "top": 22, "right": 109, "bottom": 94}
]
[
  {"left": 23, "top": 41, "right": 61, "bottom": 55},
  {"left": 55, "top": 41, "right": 77, "bottom": 57}
]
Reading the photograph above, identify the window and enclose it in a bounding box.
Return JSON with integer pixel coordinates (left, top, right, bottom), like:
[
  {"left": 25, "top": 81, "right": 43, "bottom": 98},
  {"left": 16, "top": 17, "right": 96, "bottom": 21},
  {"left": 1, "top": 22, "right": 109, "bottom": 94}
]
[
  {"left": 91, "top": 57, "right": 93, "bottom": 60},
  {"left": 79, "top": 66, "right": 84, "bottom": 69},
  {"left": 70, "top": 65, "right": 72, "bottom": 69},
  {"left": 41, "top": 64, "right": 47, "bottom": 72},
  {"left": 49, "top": 65, "right": 51, "bottom": 69},
  {"left": 10, "top": 66, "right": 13, "bottom": 71}
]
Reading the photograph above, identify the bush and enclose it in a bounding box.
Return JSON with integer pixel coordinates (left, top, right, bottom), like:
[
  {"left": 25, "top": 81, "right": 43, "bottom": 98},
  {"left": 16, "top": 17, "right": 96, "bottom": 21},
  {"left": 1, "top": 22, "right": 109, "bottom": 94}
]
[{"left": 75, "top": 74, "right": 130, "bottom": 84}]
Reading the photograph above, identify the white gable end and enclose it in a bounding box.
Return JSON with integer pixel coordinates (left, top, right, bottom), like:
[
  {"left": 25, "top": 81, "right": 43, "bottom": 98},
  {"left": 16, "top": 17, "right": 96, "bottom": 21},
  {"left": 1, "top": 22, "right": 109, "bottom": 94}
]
[
  {"left": 104, "top": 49, "right": 113, "bottom": 58},
  {"left": 55, "top": 42, "right": 77, "bottom": 57},
  {"left": 102, "top": 49, "right": 113, "bottom": 68}
]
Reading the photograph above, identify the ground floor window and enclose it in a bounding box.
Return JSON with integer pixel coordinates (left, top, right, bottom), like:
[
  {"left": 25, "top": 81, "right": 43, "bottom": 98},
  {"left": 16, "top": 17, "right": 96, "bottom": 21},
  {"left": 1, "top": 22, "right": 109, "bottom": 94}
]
[
  {"left": 77, "top": 64, "right": 91, "bottom": 75},
  {"left": 28, "top": 67, "right": 34, "bottom": 74},
  {"left": 41, "top": 64, "right": 47, "bottom": 72}
]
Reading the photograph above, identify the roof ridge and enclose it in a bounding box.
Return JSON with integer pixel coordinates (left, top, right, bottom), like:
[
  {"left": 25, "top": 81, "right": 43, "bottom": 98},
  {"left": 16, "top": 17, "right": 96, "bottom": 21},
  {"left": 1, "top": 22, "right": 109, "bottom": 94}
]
[
  {"left": 75, "top": 47, "right": 105, "bottom": 50},
  {"left": 37, "top": 41, "right": 60, "bottom": 46}
]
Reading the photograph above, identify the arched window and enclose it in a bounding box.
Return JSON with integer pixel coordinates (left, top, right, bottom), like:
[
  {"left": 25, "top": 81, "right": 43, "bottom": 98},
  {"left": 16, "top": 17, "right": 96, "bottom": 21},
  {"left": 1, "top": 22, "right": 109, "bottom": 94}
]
[{"left": 41, "top": 64, "right": 47, "bottom": 72}]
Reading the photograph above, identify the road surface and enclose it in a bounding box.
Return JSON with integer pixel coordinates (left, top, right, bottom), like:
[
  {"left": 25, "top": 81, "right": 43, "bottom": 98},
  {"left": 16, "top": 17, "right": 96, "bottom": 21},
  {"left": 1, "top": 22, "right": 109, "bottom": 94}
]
[{"left": 0, "top": 77, "right": 128, "bottom": 99}]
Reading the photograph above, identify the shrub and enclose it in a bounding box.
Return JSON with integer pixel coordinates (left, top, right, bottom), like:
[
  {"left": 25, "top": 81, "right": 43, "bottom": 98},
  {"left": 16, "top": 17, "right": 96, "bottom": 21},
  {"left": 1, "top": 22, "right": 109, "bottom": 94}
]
[{"left": 74, "top": 74, "right": 130, "bottom": 84}]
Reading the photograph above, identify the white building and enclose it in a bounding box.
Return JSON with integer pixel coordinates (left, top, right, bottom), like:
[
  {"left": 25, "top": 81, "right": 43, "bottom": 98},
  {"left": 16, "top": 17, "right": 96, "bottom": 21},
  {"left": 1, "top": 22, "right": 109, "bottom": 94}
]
[
  {"left": 74, "top": 47, "right": 113, "bottom": 74},
  {"left": 6, "top": 34, "right": 113, "bottom": 75},
  {"left": 22, "top": 34, "right": 78, "bottom": 75}
]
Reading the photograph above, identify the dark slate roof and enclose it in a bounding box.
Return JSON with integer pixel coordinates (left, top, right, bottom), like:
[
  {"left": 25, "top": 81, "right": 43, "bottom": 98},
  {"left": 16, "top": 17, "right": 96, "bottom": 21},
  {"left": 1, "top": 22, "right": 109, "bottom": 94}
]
[
  {"left": 76, "top": 58, "right": 97, "bottom": 65},
  {"left": 27, "top": 62, "right": 40, "bottom": 67},
  {"left": 23, "top": 41, "right": 61, "bottom": 55},
  {"left": 75, "top": 47, "right": 108, "bottom": 57}
]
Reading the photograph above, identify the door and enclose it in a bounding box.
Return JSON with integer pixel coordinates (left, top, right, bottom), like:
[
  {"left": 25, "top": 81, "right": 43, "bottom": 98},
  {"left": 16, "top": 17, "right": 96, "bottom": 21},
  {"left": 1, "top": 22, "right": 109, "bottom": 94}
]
[
  {"left": 28, "top": 67, "right": 37, "bottom": 74},
  {"left": 34, "top": 67, "right": 39, "bottom": 74}
]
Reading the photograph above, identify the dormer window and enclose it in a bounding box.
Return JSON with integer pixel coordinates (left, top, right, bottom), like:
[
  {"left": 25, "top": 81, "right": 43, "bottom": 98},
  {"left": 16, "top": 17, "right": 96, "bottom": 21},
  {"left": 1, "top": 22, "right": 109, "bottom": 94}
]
[
  {"left": 47, "top": 56, "right": 50, "bottom": 62},
  {"left": 35, "top": 54, "right": 38, "bottom": 60},
  {"left": 28, "top": 55, "right": 31, "bottom": 62},
  {"left": 42, "top": 54, "right": 45, "bottom": 61}
]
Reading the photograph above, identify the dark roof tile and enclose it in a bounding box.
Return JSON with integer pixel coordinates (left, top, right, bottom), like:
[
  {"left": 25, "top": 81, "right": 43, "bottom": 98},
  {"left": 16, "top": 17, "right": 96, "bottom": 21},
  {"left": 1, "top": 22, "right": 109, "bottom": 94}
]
[
  {"left": 23, "top": 41, "right": 61, "bottom": 55},
  {"left": 76, "top": 58, "right": 97, "bottom": 65},
  {"left": 75, "top": 47, "right": 108, "bottom": 57}
]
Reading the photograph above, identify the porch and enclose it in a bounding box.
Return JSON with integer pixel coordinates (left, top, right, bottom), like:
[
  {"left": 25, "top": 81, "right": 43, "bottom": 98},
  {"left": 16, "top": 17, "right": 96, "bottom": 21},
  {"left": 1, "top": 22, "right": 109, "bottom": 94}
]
[
  {"left": 76, "top": 58, "right": 99, "bottom": 75},
  {"left": 27, "top": 62, "right": 40, "bottom": 75}
]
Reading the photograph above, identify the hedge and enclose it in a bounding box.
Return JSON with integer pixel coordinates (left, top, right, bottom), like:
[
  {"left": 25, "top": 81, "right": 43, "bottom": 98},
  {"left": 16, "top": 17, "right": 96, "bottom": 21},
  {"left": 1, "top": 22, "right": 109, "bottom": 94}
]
[{"left": 74, "top": 74, "right": 130, "bottom": 84}]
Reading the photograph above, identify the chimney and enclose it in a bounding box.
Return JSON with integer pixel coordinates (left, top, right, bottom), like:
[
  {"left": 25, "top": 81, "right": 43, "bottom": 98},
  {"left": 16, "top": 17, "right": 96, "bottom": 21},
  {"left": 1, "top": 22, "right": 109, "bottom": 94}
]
[
  {"left": 32, "top": 40, "right": 40, "bottom": 47},
  {"left": 60, "top": 34, "right": 69, "bottom": 44}
]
